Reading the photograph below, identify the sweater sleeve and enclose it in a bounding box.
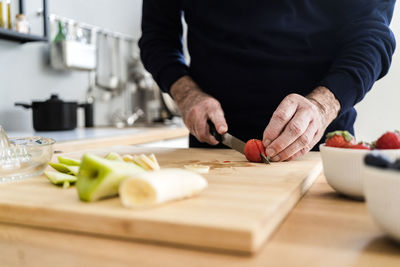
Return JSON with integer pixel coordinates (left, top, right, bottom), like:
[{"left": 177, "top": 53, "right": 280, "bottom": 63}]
[
  {"left": 138, "top": 0, "right": 188, "bottom": 93},
  {"left": 318, "top": 0, "right": 396, "bottom": 115}
]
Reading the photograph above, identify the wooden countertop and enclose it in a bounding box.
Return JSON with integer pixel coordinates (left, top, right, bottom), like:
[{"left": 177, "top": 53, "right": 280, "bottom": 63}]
[
  {"left": 1, "top": 139, "right": 400, "bottom": 266},
  {"left": 1, "top": 174, "right": 399, "bottom": 266},
  {"left": 54, "top": 126, "right": 189, "bottom": 153}
]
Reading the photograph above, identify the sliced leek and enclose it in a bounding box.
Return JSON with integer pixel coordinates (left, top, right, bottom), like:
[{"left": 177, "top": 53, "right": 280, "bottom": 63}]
[{"left": 120, "top": 168, "right": 207, "bottom": 208}]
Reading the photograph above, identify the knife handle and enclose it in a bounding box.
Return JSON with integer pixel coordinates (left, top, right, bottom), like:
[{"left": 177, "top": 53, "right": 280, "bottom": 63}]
[{"left": 207, "top": 120, "right": 223, "bottom": 142}]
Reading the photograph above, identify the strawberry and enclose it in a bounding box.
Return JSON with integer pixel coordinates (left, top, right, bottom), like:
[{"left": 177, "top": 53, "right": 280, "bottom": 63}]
[
  {"left": 348, "top": 143, "right": 371, "bottom": 150},
  {"left": 375, "top": 131, "right": 400, "bottom": 149},
  {"left": 325, "top": 130, "right": 356, "bottom": 148},
  {"left": 244, "top": 139, "right": 266, "bottom": 163}
]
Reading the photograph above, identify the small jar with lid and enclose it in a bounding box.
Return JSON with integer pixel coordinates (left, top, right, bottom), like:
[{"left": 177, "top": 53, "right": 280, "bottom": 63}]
[{"left": 15, "top": 13, "right": 30, "bottom": 34}]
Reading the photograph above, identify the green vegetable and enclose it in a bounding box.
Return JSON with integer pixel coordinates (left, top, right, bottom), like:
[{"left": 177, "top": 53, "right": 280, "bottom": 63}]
[
  {"left": 48, "top": 162, "right": 79, "bottom": 176},
  {"left": 58, "top": 156, "right": 81, "bottom": 166},
  {"left": 63, "top": 181, "right": 71, "bottom": 189},
  {"left": 104, "top": 152, "right": 123, "bottom": 161},
  {"left": 44, "top": 171, "right": 77, "bottom": 186},
  {"left": 76, "top": 153, "right": 146, "bottom": 202}
]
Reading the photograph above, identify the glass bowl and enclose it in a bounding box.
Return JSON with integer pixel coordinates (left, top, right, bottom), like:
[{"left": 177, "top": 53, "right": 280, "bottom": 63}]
[{"left": 0, "top": 136, "right": 55, "bottom": 183}]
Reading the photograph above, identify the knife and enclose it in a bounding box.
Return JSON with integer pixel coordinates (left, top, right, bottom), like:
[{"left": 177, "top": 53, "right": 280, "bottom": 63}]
[{"left": 207, "top": 120, "right": 270, "bottom": 164}]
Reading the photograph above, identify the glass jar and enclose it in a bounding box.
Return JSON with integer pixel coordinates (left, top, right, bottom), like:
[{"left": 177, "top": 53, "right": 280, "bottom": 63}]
[{"left": 15, "top": 13, "right": 30, "bottom": 34}]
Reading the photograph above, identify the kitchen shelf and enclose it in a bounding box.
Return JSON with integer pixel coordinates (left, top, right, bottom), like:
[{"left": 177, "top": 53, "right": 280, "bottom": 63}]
[
  {"left": 0, "top": 0, "right": 48, "bottom": 43},
  {"left": 0, "top": 28, "right": 47, "bottom": 43}
]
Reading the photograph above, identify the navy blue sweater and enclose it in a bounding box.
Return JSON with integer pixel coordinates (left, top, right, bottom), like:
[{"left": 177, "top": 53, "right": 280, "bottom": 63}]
[{"left": 139, "top": 0, "right": 396, "bottom": 148}]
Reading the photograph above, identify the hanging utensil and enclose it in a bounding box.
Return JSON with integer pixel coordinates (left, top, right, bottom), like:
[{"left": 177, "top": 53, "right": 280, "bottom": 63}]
[
  {"left": 109, "top": 35, "right": 120, "bottom": 90},
  {"left": 96, "top": 33, "right": 120, "bottom": 91}
]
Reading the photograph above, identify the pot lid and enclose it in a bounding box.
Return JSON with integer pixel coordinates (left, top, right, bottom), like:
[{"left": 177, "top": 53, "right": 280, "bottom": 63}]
[
  {"left": 45, "top": 94, "right": 63, "bottom": 103},
  {"left": 32, "top": 94, "right": 77, "bottom": 105}
]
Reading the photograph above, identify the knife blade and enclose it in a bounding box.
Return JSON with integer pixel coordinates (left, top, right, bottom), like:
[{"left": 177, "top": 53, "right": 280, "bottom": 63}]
[
  {"left": 260, "top": 153, "right": 271, "bottom": 164},
  {"left": 208, "top": 120, "right": 270, "bottom": 164},
  {"left": 207, "top": 120, "right": 245, "bottom": 154}
]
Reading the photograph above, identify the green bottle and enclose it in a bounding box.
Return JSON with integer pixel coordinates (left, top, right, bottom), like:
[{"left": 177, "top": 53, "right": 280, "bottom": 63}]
[{"left": 53, "top": 21, "right": 66, "bottom": 42}]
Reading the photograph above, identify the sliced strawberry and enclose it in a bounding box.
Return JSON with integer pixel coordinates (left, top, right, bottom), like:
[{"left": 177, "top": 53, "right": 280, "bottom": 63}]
[
  {"left": 325, "top": 130, "right": 356, "bottom": 148},
  {"left": 375, "top": 131, "right": 400, "bottom": 149}
]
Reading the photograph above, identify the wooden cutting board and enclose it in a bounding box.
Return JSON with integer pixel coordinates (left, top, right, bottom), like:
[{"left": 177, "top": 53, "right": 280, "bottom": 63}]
[{"left": 0, "top": 146, "right": 321, "bottom": 254}]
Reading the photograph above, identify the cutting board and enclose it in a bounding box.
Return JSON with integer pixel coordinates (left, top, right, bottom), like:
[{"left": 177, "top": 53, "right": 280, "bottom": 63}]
[{"left": 0, "top": 146, "right": 322, "bottom": 254}]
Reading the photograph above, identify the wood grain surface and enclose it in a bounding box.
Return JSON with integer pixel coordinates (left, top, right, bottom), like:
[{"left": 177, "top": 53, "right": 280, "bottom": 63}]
[
  {"left": 0, "top": 147, "right": 321, "bottom": 254},
  {"left": 1, "top": 174, "right": 399, "bottom": 267}
]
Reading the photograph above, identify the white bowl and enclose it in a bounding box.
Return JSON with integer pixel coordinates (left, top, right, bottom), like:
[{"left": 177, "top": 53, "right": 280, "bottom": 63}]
[
  {"left": 319, "top": 144, "right": 400, "bottom": 199},
  {"left": 363, "top": 165, "right": 400, "bottom": 242}
]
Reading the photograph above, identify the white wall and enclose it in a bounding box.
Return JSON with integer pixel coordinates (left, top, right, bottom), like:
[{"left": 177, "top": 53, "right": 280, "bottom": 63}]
[
  {"left": 0, "top": 0, "right": 142, "bottom": 132},
  {"left": 354, "top": 5, "right": 400, "bottom": 142}
]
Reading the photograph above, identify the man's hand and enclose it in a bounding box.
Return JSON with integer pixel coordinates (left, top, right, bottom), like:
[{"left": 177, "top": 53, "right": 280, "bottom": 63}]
[
  {"left": 170, "top": 75, "right": 228, "bottom": 145},
  {"left": 262, "top": 86, "right": 340, "bottom": 161}
]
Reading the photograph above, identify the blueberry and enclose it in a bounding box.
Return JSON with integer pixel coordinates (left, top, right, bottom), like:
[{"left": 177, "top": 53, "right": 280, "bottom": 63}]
[
  {"left": 389, "top": 158, "right": 400, "bottom": 171},
  {"left": 364, "top": 153, "right": 392, "bottom": 169}
]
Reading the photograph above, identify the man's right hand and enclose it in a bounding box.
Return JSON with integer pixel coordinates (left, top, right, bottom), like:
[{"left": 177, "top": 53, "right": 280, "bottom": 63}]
[{"left": 170, "top": 75, "right": 228, "bottom": 145}]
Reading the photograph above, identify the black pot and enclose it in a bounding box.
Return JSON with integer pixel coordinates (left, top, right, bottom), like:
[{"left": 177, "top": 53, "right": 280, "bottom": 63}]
[{"left": 15, "top": 94, "right": 94, "bottom": 131}]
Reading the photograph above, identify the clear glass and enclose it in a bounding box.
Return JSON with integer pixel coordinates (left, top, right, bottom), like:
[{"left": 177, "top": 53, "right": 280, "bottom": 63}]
[{"left": 0, "top": 136, "right": 55, "bottom": 183}]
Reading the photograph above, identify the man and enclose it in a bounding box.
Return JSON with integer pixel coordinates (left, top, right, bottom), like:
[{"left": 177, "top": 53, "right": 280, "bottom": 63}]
[{"left": 139, "top": 1, "right": 396, "bottom": 161}]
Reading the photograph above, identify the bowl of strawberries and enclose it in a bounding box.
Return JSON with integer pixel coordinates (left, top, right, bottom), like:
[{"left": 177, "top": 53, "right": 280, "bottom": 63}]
[{"left": 319, "top": 130, "right": 400, "bottom": 199}]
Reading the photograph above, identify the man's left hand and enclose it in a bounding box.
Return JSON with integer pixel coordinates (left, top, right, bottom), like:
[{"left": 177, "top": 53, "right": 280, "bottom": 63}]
[{"left": 262, "top": 86, "right": 340, "bottom": 161}]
